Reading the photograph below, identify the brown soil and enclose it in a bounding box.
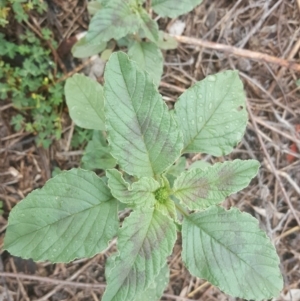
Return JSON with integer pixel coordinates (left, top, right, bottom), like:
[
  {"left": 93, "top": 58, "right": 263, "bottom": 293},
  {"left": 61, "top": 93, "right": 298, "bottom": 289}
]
[{"left": 0, "top": 0, "right": 300, "bottom": 300}]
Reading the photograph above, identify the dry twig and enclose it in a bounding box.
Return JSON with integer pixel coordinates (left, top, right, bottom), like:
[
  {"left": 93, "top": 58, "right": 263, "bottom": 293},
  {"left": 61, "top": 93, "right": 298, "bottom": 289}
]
[
  {"left": 175, "top": 35, "right": 300, "bottom": 72},
  {"left": 247, "top": 104, "right": 300, "bottom": 227},
  {"left": 0, "top": 272, "right": 199, "bottom": 301},
  {"left": 0, "top": 272, "right": 106, "bottom": 290}
]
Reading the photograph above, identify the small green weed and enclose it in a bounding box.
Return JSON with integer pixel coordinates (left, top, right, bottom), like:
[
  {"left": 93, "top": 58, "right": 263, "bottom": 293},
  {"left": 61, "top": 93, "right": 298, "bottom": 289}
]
[
  {"left": 71, "top": 127, "right": 93, "bottom": 149},
  {"left": 4, "top": 52, "right": 283, "bottom": 301},
  {"left": 0, "top": 0, "right": 65, "bottom": 148},
  {"left": 72, "top": 0, "right": 204, "bottom": 85},
  {"left": 0, "top": 0, "right": 47, "bottom": 26}
]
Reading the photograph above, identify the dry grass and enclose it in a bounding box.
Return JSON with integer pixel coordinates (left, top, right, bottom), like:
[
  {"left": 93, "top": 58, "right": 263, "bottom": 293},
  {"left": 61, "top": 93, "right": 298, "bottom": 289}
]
[{"left": 0, "top": 0, "right": 300, "bottom": 300}]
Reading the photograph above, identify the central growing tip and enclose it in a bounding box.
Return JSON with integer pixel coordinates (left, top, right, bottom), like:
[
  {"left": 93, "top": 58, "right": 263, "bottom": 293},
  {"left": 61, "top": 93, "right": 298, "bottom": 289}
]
[{"left": 154, "top": 187, "right": 170, "bottom": 204}]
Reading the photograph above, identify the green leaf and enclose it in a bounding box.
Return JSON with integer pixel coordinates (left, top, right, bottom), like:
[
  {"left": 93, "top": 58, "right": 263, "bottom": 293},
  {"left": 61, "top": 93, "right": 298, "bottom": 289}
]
[
  {"left": 175, "top": 71, "right": 248, "bottom": 156},
  {"left": 11, "top": 114, "right": 24, "bottom": 131},
  {"left": 116, "top": 36, "right": 131, "bottom": 47},
  {"left": 96, "top": 0, "right": 110, "bottom": 5},
  {"left": 156, "top": 31, "right": 178, "bottom": 50},
  {"left": 173, "top": 159, "right": 259, "bottom": 210},
  {"left": 189, "top": 160, "right": 210, "bottom": 170},
  {"left": 81, "top": 131, "right": 117, "bottom": 170},
  {"left": 135, "top": 0, "right": 146, "bottom": 4},
  {"left": 133, "top": 264, "right": 169, "bottom": 301},
  {"left": 182, "top": 206, "right": 283, "bottom": 300},
  {"left": 86, "top": 0, "right": 141, "bottom": 43},
  {"left": 106, "top": 169, "right": 159, "bottom": 208},
  {"left": 4, "top": 169, "right": 119, "bottom": 263},
  {"left": 106, "top": 255, "right": 169, "bottom": 301},
  {"left": 138, "top": 10, "right": 159, "bottom": 42},
  {"left": 128, "top": 41, "right": 163, "bottom": 86},
  {"left": 71, "top": 127, "right": 93, "bottom": 148},
  {"left": 152, "top": 0, "right": 203, "bottom": 18},
  {"left": 65, "top": 74, "right": 105, "bottom": 130},
  {"left": 155, "top": 197, "right": 177, "bottom": 221},
  {"left": 164, "top": 157, "right": 186, "bottom": 187},
  {"left": 72, "top": 36, "right": 107, "bottom": 58},
  {"left": 101, "top": 48, "right": 113, "bottom": 61},
  {"left": 104, "top": 52, "right": 182, "bottom": 177},
  {"left": 87, "top": 1, "right": 102, "bottom": 15},
  {"left": 102, "top": 207, "right": 176, "bottom": 301},
  {"left": 165, "top": 157, "right": 186, "bottom": 178}
]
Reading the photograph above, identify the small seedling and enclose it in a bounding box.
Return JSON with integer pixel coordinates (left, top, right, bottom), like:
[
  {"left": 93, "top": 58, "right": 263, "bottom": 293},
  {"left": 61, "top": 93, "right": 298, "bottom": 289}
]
[
  {"left": 4, "top": 52, "right": 283, "bottom": 301},
  {"left": 72, "top": 0, "right": 204, "bottom": 85},
  {"left": 0, "top": 29, "right": 64, "bottom": 148},
  {"left": 0, "top": 0, "right": 47, "bottom": 26},
  {"left": 0, "top": 0, "right": 64, "bottom": 148}
]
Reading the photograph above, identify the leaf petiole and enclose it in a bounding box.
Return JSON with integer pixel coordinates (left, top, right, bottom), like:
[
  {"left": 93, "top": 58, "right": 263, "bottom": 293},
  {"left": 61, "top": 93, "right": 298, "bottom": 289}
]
[{"left": 174, "top": 202, "right": 189, "bottom": 217}]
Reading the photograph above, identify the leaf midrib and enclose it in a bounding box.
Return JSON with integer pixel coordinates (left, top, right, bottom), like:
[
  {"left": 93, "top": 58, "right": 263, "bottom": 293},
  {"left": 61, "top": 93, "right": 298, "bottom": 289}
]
[
  {"left": 118, "top": 55, "right": 156, "bottom": 176},
  {"left": 8, "top": 198, "right": 114, "bottom": 242},
  {"left": 187, "top": 214, "right": 279, "bottom": 293},
  {"left": 182, "top": 76, "right": 236, "bottom": 153},
  {"left": 107, "top": 210, "right": 156, "bottom": 299}
]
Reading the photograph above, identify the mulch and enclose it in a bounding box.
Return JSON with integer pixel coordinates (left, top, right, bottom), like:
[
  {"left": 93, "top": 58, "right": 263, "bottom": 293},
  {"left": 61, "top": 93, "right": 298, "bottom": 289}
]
[{"left": 0, "top": 0, "right": 300, "bottom": 300}]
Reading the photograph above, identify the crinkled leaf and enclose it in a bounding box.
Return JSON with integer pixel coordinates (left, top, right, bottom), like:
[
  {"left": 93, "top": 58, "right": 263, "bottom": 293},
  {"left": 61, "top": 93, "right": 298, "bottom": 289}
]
[
  {"left": 152, "top": 0, "right": 203, "bottom": 18},
  {"left": 104, "top": 52, "right": 182, "bottom": 177},
  {"left": 86, "top": 0, "right": 140, "bottom": 43},
  {"left": 156, "top": 31, "right": 178, "bottom": 50},
  {"left": 138, "top": 10, "right": 159, "bottom": 42},
  {"left": 106, "top": 169, "right": 159, "bottom": 208},
  {"left": 173, "top": 159, "right": 259, "bottom": 210},
  {"left": 72, "top": 36, "right": 107, "bottom": 58},
  {"left": 81, "top": 131, "right": 116, "bottom": 170},
  {"left": 65, "top": 74, "right": 105, "bottom": 130},
  {"left": 103, "top": 208, "right": 176, "bottom": 301},
  {"left": 155, "top": 198, "right": 177, "bottom": 221},
  {"left": 4, "top": 169, "right": 119, "bottom": 263},
  {"left": 175, "top": 71, "right": 248, "bottom": 156},
  {"left": 182, "top": 206, "right": 283, "bottom": 300},
  {"left": 128, "top": 41, "right": 163, "bottom": 86},
  {"left": 133, "top": 264, "right": 169, "bottom": 301}
]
